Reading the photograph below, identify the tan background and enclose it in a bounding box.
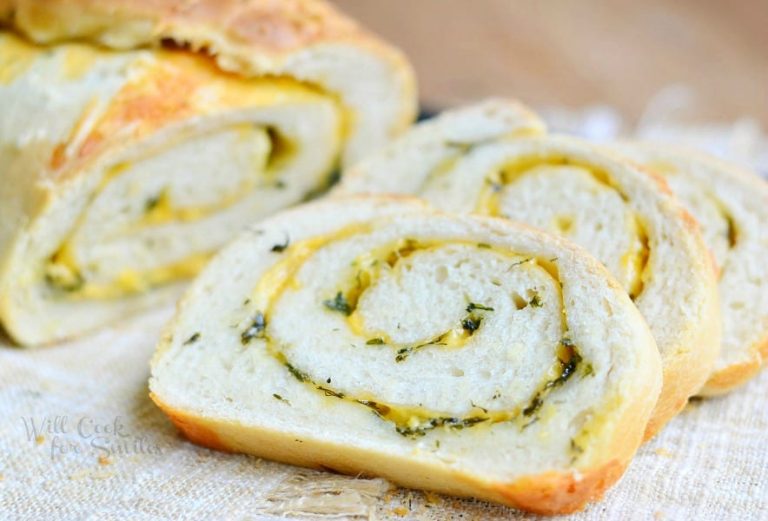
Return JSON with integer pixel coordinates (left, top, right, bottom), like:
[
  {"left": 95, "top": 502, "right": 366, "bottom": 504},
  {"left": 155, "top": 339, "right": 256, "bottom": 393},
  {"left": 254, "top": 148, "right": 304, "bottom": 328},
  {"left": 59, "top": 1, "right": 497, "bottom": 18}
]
[{"left": 333, "top": 0, "right": 768, "bottom": 125}]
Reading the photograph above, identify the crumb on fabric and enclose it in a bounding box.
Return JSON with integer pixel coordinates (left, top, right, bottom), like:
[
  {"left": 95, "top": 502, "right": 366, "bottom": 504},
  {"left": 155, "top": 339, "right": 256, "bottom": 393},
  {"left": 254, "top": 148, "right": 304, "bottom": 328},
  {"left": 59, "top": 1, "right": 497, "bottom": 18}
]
[
  {"left": 654, "top": 448, "right": 674, "bottom": 458},
  {"left": 392, "top": 506, "right": 408, "bottom": 516},
  {"left": 35, "top": 435, "right": 45, "bottom": 445},
  {"left": 98, "top": 455, "right": 111, "bottom": 466}
]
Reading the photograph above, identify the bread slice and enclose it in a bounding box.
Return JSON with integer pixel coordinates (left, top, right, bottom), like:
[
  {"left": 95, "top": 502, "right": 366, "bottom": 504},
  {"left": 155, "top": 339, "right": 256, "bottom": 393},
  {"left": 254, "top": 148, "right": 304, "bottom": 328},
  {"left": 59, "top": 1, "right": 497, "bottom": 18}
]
[
  {"left": 339, "top": 98, "right": 546, "bottom": 195},
  {"left": 0, "top": 0, "right": 416, "bottom": 346},
  {"left": 611, "top": 142, "right": 768, "bottom": 395},
  {"left": 150, "top": 196, "right": 661, "bottom": 515},
  {"left": 338, "top": 102, "right": 720, "bottom": 439}
]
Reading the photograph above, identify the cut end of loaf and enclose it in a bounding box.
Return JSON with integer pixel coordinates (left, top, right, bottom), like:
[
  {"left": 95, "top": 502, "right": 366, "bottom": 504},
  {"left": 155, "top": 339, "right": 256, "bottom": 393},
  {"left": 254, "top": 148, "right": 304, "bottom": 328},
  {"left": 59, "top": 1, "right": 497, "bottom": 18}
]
[
  {"left": 150, "top": 392, "right": 233, "bottom": 453},
  {"left": 151, "top": 394, "right": 630, "bottom": 515},
  {"left": 491, "top": 459, "right": 626, "bottom": 515}
]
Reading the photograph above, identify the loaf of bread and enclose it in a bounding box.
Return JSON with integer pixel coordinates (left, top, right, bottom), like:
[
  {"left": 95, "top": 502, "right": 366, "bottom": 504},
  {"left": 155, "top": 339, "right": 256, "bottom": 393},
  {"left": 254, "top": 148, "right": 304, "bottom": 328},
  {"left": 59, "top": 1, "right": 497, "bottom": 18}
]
[
  {"left": 150, "top": 196, "right": 662, "bottom": 515},
  {"left": 337, "top": 101, "right": 720, "bottom": 438},
  {"left": 612, "top": 143, "right": 768, "bottom": 395},
  {"left": 0, "top": 0, "right": 415, "bottom": 345}
]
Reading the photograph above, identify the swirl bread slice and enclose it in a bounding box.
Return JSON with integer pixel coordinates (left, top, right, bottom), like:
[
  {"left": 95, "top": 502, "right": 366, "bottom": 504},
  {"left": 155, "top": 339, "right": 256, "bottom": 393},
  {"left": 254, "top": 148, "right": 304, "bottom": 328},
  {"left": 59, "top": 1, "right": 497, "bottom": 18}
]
[
  {"left": 150, "top": 196, "right": 662, "bottom": 515},
  {"left": 611, "top": 143, "right": 768, "bottom": 395},
  {"left": 0, "top": 0, "right": 416, "bottom": 345},
  {"left": 338, "top": 102, "right": 720, "bottom": 439}
]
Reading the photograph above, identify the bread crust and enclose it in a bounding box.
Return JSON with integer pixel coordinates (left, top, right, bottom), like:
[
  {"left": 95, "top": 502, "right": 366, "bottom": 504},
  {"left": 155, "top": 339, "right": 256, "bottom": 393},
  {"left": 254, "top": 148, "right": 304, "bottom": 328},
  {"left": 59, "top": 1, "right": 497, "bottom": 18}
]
[
  {"left": 623, "top": 158, "right": 721, "bottom": 437},
  {"left": 341, "top": 116, "right": 720, "bottom": 440},
  {"left": 491, "top": 461, "right": 625, "bottom": 515},
  {"left": 150, "top": 395, "right": 641, "bottom": 515},
  {"left": 1, "top": 0, "right": 362, "bottom": 53},
  {"left": 700, "top": 356, "right": 762, "bottom": 396},
  {"left": 0, "top": 1, "right": 416, "bottom": 345},
  {"left": 613, "top": 142, "right": 768, "bottom": 397},
  {"left": 149, "top": 195, "right": 663, "bottom": 515},
  {"left": 0, "top": 0, "right": 417, "bottom": 165},
  {"left": 700, "top": 324, "right": 767, "bottom": 396}
]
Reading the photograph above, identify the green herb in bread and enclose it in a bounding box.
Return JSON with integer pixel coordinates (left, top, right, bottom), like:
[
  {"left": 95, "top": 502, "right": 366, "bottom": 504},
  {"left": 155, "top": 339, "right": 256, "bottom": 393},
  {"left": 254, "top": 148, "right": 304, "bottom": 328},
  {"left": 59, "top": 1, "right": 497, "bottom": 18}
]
[
  {"left": 150, "top": 196, "right": 662, "bottom": 515},
  {"left": 337, "top": 101, "right": 720, "bottom": 439}
]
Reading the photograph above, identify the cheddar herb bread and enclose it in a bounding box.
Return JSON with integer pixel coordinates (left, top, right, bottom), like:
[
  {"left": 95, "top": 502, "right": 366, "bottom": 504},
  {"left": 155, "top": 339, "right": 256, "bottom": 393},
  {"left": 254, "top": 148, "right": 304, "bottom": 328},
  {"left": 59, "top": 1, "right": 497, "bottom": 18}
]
[
  {"left": 150, "top": 196, "right": 662, "bottom": 515},
  {"left": 613, "top": 143, "right": 768, "bottom": 395},
  {"left": 0, "top": 0, "right": 415, "bottom": 345},
  {"left": 338, "top": 102, "right": 720, "bottom": 438}
]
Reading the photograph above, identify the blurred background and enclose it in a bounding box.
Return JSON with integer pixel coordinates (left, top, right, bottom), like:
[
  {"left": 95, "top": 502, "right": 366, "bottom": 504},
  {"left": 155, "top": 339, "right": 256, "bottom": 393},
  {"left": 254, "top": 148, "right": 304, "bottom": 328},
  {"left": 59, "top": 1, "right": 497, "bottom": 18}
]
[{"left": 332, "top": 0, "right": 767, "bottom": 127}]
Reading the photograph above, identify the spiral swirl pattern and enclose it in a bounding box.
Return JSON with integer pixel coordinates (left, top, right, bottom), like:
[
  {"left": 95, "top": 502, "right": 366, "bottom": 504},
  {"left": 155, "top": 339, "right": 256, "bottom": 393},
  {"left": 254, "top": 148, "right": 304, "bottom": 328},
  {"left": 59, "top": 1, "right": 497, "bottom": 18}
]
[
  {"left": 0, "top": 28, "right": 403, "bottom": 344},
  {"left": 338, "top": 102, "right": 721, "bottom": 438},
  {"left": 151, "top": 197, "right": 662, "bottom": 513}
]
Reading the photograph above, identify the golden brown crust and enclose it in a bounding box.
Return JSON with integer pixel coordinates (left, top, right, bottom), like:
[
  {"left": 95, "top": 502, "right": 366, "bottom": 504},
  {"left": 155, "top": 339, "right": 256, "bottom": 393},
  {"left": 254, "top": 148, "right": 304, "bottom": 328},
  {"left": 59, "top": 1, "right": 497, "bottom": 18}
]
[
  {"left": 615, "top": 143, "right": 768, "bottom": 397},
  {"left": 50, "top": 51, "right": 234, "bottom": 182},
  {"left": 700, "top": 330, "right": 767, "bottom": 396},
  {"left": 653, "top": 283, "right": 718, "bottom": 438},
  {"left": 634, "top": 162, "right": 675, "bottom": 197},
  {"left": 702, "top": 357, "right": 762, "bottom": 396},
  {"left": 759, "top": 333, "right": 768, "bottom": 360},
  {"left": 0, "top": 0, "right": 417, "bottom": 166},
  {"left": 643, "top": 269, "right": 720, "bottom": 438},
  {"left": 645, "top": 364, "right": 697, "bottom": 438},
  {"left": 150, "top": 393, "right": 626, "bottom": 514},
  {"left": 491, "top": 461, "right": 625, "bottom": 515},
  {"left": 601, "top": 154, "right": 721, "bottom": 438},
  {"left": 150, "top": 392, "right": 232, "bottom": 453},
  {"left": 1, "top": 0, "right": 363, "bottom": 54},
  {"left": 0, "top": 0, "right": 417, "bottom": 118},
  {"left": 150, "top": 372, "right": 651, "bottom": 515},
  {"left": 146, "top": 195, "right": 661, "bottom": 513}
]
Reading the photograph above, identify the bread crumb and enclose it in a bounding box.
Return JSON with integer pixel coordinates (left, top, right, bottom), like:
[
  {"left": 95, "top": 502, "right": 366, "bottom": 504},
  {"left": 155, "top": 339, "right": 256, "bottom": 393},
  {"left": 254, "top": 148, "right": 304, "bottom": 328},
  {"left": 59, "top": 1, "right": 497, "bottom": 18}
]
[
  {"left": 684, "top": 397, "right": 703, "bottom": 411},
  {"left": 654, "top": 447, "right": 674, "bottom": 458},
  {"left": 392, "top": 506, "right": 409, "bottom": 516},
  {"left": 35, "top": 435, "right": 45, "bottom": 445},
  {"left": 654, "top": 511, "right": 665, "bottom": 519},
  {"left": 98, "top": 455, "right": 111, "bottom": 466},
  {"left": 423, "top": 491, "right": 441, "bottom": 504}
]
